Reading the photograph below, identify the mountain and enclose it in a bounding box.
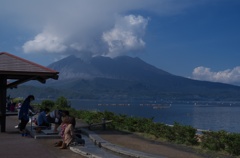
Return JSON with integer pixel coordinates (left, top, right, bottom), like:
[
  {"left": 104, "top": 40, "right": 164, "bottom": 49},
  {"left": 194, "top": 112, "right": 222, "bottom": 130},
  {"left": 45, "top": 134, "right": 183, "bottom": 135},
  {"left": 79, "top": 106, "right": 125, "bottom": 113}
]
[
  {"left": 8, "top": 55, "right": 240, "bottom": 101},
  {"left": 48, "top": 55, "right": 171, "bottom": 81}
]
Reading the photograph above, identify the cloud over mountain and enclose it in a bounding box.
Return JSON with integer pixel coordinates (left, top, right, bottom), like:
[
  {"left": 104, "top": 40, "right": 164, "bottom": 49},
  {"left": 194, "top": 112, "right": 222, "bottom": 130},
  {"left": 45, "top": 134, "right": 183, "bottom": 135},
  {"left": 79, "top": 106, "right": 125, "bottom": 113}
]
[
  {"left": 102, "top": 15, "right": 148, "bottom": 57},
  {"left": 192, "top": 66, "right": 240, "bottom": 86},
  {"left": 0, "top": 0, "right": 205, "bottom": 58}
]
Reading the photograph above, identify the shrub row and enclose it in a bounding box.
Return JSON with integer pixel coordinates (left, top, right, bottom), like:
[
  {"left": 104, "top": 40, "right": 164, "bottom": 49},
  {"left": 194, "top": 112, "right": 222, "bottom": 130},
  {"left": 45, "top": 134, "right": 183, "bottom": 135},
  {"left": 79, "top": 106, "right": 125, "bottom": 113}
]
[{"left": 201, "top": 130, "right": 240, "bottom": 155}]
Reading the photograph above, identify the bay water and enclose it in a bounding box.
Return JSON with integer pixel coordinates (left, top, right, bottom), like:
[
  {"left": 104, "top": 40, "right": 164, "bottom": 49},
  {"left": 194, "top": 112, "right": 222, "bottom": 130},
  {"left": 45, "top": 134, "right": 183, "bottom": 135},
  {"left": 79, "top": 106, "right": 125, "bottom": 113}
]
[{"left": 70, "top": 99, "right": 240, "bottom": 133}]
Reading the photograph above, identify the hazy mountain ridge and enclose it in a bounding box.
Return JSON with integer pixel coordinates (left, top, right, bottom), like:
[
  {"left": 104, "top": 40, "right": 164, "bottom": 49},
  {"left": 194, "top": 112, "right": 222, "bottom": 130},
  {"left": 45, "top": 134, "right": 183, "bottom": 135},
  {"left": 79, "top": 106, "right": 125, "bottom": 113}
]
[{"left": 8, "top": 55, "right": 240, "bottom": 100}]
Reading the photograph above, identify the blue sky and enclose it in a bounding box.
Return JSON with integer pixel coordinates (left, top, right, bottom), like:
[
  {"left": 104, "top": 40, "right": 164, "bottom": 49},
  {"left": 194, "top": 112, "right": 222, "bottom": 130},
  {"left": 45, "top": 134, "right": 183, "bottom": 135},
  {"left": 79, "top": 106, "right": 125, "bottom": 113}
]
[{"left": 1, "top": 0, "right": 240, "bottom": 85}]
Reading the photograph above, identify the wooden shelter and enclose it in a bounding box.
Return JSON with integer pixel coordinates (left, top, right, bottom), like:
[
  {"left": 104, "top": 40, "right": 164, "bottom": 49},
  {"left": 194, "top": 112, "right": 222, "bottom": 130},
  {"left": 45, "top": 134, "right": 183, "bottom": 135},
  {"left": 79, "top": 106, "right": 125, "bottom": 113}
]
[{"left": 0, "top": 52, "right": 59, "bottom": 132}]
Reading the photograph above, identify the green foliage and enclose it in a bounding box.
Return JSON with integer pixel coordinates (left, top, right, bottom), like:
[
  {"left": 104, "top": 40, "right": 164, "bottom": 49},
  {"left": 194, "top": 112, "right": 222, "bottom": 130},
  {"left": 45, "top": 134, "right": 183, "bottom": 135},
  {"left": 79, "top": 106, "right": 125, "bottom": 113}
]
[
  {"left": 200, "top": 130, "right": 240, "bottom": 155},
  {"left": 55, "top": 96, "right": 71, "bottom": 109},
  {"left": 40, "top": 100, "right": 55, "bottom": 110},
  {"left": 224, "top": 133, "right": 240, "bottom": 155},
  {"left": 32, "top": 97, "right": 71, "bottom": 112},
  {"left": 172, "top": 123, "right": 198, "bottom": 145},
  {"left": 201, "top": 130, "right": 227, "bottom": 151},
  {"left": 150, "top": 122, "right": 168, "bottom": 138},
  {"left": 12, "top": 97, "right": 23, "bottom": 104},
  {"left": 134, "top": 117, "right": 153, "bottom": 133},
  {"left": 111, "top": 114, "right": 128, "bottom": 130},
  {"left": 69, "top": 110, "right": 104, "bottom": 125}
]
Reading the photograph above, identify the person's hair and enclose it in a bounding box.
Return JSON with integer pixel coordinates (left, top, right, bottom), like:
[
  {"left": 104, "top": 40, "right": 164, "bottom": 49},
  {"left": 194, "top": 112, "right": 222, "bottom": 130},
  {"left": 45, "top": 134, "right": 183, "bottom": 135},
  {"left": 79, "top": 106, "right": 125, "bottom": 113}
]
[
  {"left": 27, "top": 95, "right": 35, "bottom": 100},
  {"left": 69, "top": 116, "right": 76, "bottom": 128},
  {"left": 62, "top": 110, "right": 69, "bottom": 116},
  {"left": 44, "top": 108, "right": 50, "bottom": 113},
  {"left": 62, "top": 116, "right": 70, "bottom": 124}
]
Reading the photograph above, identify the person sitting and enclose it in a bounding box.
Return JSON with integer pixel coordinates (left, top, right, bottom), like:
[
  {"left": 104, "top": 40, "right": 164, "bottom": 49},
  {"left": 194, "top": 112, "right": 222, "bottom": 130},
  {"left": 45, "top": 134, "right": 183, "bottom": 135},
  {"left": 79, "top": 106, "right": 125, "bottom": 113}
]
[
  {"left": 59, "top": 116, "right": 75, "bottom": 149},
  {"left": 37, "top": 108, "right": 50, "bottom": 127},
  {"left": 54, "top": 114, "right": 76, "bottom": 148},
  {"left": 46, "top": 109, "right": 65, "bottom": 132}
]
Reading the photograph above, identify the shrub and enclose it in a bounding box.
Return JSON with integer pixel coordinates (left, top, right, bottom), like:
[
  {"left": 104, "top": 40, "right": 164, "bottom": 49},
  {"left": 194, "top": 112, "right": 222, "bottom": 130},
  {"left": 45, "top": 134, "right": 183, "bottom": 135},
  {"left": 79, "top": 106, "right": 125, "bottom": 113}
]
[
  {"left": 172, "top": 123, "right": 198, "bottom": 145},
  {"left": 55, "top": 96, "right": 71, "bottom": 109},
  {"left": 12, "top": 97, "right": 24, "bottom": 104},
  {"left": 41, "top": 100, "right": 55, "bottom": 110},
  {"left": 150, "top": 122, "right": 168, "bottom": 138},
  {"left": 225, "top": 133, "right": 240, "bottom": 156},
  {"left": 201, "top": 130, "right": 227, "bottom": 151}
]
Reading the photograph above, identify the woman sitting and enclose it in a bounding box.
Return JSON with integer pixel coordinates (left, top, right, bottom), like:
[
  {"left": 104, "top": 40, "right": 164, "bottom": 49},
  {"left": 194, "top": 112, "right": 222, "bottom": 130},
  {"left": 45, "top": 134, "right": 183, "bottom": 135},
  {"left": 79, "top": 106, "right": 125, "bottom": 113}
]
[
  {"left": 60, "top": 116, "right": 75, "bottom": 149},
  {"left": 55, "top": 116, "right": 75, "bottom": 149}
]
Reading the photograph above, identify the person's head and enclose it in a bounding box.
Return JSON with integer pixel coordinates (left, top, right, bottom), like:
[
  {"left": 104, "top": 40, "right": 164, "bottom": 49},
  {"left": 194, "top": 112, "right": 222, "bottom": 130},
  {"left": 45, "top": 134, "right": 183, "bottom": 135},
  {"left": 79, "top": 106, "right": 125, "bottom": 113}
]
[
  {"left": 62, "top": 116, "right": 70, "bottom": 124},
  {"left": 62, "top": 110, "right": 69, "bottom": 117},
  {"left": 27, "top": 95, "right": 35, "bottom": 101},
  {"left": 44, "top": 108, "right": 50, "bottom": 113},
  {"left": 69, "top": 116, "right": 76, "bottom": 128}
]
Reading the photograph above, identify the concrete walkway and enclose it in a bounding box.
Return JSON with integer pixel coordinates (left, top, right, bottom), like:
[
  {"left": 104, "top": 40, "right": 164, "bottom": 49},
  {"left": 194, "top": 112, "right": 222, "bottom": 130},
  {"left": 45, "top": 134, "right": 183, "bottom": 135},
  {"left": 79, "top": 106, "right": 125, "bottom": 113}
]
[
  {"left": 26, "top": 123, "right": 164, "bottom": 158},
  {"left": 76, "top": 128, "right": 165, "bottom": 158},
  {"left": 0, "top": 116, "right": 82, "bottom": 158},
  {"left": 1, "top": 116, "right": 165, "bottom": 158}
]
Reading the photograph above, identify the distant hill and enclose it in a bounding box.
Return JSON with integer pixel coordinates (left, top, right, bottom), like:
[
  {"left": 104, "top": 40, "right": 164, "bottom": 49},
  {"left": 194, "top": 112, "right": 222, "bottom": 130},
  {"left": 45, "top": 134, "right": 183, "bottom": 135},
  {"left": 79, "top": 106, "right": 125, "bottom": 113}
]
[{"left": 8, "top": 55, "right": 240, "bottom": 101}]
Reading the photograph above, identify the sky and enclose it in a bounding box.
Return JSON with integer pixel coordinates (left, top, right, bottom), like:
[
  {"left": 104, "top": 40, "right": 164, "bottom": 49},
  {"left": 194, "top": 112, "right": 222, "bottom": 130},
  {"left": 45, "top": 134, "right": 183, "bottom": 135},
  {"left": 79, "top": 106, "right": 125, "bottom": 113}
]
[{"left": 1, "top": 0, "right": 240, "bottom": 86}]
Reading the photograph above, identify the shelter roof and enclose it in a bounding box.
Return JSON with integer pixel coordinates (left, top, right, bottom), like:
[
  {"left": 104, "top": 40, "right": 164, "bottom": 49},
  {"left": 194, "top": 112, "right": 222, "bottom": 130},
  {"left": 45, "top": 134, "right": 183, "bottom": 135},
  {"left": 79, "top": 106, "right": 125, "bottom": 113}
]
[{"left": 0, "top": 52, "right": 59, "bottom": 88}]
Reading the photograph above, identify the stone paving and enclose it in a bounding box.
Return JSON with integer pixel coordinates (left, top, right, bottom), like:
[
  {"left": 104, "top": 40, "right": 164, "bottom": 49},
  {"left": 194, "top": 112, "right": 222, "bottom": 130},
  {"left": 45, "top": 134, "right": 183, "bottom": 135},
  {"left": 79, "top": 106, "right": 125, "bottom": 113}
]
[{"left": 26, "top": 125, "right": 164, "bottom": 158}]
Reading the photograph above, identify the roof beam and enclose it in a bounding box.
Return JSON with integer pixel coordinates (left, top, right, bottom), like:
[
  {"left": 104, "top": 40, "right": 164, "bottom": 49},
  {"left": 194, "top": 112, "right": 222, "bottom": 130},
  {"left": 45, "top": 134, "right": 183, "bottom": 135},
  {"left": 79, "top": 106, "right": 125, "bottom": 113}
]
[{"left": 7, "top": 76, "right": 38, "bottom": 89}]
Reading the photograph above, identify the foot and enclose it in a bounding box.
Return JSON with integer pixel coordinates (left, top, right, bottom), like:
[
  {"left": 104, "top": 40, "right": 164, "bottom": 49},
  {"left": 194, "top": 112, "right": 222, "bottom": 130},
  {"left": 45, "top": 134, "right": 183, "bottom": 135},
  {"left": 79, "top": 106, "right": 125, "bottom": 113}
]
[
  {"left": 59, "top": 143, "right": 67, "bottom": 149},
  {"left": 59, "top": 146, "right": 67, "bottom": 149},
  {"left": 54, "top": 141, "right": 62, "bottom": 147}
]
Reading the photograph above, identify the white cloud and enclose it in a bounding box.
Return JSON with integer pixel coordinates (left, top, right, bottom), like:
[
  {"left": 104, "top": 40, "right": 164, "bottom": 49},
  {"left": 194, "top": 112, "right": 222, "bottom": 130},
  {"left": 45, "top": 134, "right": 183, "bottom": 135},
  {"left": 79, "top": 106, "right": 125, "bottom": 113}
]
[
  {"left": 23, "top": 26, "right": 67, "bottom": 53},
  {"left": 102, "top": 15, "right": 148, "bottom": 57},
  {"left": 0, "top": 0, "right": 208, "bottom": 58},
  {"left": 192, "top": 66, "right": 240, "bottom": 85}
]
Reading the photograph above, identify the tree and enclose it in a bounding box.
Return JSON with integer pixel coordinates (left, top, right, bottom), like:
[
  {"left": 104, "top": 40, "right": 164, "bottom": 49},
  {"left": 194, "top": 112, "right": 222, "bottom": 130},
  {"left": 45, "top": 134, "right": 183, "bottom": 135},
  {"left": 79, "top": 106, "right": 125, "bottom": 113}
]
[
  {"left": 41, "top": 100, "right": 55, "bottom": 110},
  {"left": 55, "top": 96, "right": 71, "bottom": 109}
]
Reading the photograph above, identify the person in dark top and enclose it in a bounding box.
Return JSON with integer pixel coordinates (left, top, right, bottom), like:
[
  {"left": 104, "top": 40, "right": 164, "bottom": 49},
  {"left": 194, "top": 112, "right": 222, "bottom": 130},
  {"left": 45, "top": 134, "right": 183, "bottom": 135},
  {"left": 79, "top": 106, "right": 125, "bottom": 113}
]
[
  {"left": 37, "top": 108, "right": 50, "bottom": 127},
  {"left": 18, "top": 95, "right": 35, "bottom": 136}
]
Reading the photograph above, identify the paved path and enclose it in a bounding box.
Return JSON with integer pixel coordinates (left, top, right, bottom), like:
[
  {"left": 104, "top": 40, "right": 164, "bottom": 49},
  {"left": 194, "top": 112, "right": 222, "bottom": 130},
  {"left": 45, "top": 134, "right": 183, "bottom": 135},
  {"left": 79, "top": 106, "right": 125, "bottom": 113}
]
[
  {"left": 2, "top": 116, "right": 164, "bottom": 158},
  {"left": 0, "top": 116, "right": 82, "bottom": 158},
  {"left": 25, "top": 118, "right": 164, "bottom": 157}
]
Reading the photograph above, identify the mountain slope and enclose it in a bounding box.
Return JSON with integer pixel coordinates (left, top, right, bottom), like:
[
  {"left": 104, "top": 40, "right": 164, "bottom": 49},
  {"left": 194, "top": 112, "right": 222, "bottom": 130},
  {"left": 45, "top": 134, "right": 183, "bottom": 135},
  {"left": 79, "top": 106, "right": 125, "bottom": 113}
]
[
  {"left": 8, "top": 55, "right": 240, "bottom": 100},
  {"left": 48, "top": 55, "right": 172, "bottom": 81}
]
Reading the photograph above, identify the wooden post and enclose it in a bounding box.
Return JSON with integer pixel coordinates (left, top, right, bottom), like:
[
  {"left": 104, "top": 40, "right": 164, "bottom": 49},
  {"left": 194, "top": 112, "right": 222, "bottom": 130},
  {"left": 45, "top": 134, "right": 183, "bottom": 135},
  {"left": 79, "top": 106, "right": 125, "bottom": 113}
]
[
  {"left": 102, "top": 118, "right": 106, "bottom": 130},
  {"left": 0, "top": 77, "right": 7, "bottom": 132}
]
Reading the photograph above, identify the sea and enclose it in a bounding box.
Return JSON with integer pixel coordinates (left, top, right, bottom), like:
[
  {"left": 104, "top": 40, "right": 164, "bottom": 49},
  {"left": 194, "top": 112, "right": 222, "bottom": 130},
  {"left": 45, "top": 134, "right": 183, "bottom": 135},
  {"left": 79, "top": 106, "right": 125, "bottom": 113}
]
[{"left": 70, "top": 99, "right": 240, "bottom": 133}]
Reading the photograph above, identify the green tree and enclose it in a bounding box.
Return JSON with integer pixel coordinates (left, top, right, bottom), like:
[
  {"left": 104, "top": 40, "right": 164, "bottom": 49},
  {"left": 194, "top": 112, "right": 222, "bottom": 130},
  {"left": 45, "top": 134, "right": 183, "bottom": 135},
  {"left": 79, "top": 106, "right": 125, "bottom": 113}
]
[
  {"left": 12, "top": 97, "right": 24, "bottom": 104},
  {"left": 41, "top": 100, "right": 55, "bottom": 110},
  {"left": 55, "top": 96, "right": 71, "bottom": 109}
]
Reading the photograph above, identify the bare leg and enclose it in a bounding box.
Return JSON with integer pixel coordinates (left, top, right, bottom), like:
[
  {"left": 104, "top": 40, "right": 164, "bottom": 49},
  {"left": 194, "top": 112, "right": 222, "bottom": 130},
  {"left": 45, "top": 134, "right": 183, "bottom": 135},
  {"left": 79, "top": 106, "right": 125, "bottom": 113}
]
[{"left": 54, "top": 124, "right": 60, "bottom": 132}]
